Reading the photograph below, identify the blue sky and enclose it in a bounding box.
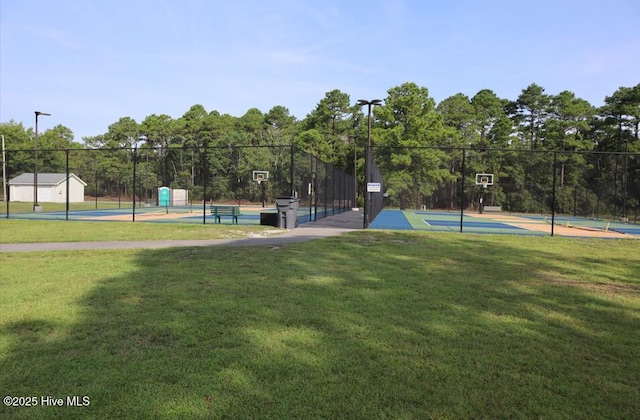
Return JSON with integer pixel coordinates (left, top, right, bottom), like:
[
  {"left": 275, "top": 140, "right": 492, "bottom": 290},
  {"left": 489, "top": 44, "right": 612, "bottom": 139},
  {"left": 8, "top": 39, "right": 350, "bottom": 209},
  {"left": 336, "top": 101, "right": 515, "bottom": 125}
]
[{"left": 2, "top": 0, "right": 639, "bottom": 141}]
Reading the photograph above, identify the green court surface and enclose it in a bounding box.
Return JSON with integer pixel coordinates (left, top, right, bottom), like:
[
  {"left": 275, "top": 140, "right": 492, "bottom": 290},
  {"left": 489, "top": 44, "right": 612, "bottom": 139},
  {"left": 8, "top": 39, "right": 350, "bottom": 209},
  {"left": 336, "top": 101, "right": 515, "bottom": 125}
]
[
  {"left": 2, "top": 206, "right": 270, "bottom": 225},
  {"left": 1, "top": 204, "right": 333, "bottom": 226},
  {"left": 369, "top": 209, "right": 640, "bottom": 238},
  {"left": 3, "top": 205, "right": 639, "bottom": 238}
]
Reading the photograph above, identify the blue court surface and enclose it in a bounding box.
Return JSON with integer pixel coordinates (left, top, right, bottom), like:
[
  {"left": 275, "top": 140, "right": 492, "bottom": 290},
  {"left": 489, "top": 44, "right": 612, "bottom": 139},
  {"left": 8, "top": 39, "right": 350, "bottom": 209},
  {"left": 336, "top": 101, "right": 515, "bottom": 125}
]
[
  {"left": 369, "top": 209, "right": 640, "bottom": 238},
  {"left": 4, "top": 206, "right": 639, "bottom": 238},
  {"left": 2, "top": 205, "right": 328, "bottom": 227},
  {"left": 2, "top": 206, "right": 269, "bottom": 225}
]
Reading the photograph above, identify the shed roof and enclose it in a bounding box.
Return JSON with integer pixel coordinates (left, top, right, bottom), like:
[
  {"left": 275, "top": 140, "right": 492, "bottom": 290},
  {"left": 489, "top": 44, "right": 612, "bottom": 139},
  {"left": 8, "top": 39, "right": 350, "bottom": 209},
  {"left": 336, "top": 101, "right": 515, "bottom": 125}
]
[{"left": 8, "top": 173, "right": 88, "bottom": 186}]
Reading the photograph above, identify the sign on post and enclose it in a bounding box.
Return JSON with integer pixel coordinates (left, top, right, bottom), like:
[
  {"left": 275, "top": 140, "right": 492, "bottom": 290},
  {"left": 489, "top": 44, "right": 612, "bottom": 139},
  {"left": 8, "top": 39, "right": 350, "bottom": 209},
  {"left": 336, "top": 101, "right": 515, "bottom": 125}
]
[{"left": 367, "top": 182, "right": 381, "bottom": 192}]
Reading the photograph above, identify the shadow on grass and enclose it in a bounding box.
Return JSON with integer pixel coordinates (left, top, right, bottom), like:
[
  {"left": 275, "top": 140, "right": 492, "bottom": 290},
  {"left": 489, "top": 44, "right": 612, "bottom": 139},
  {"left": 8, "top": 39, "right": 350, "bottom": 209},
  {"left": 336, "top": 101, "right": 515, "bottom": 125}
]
[{"left": 1, "top": 232, "right": 639, "bottom": 418}]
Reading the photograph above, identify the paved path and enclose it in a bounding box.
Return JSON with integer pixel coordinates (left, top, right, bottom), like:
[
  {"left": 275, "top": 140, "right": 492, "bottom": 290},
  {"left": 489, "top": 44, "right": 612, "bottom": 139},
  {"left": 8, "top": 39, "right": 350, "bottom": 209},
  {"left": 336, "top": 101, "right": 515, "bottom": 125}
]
[{"left": 0, "top": 209, "right": 364, "bottom": 253}]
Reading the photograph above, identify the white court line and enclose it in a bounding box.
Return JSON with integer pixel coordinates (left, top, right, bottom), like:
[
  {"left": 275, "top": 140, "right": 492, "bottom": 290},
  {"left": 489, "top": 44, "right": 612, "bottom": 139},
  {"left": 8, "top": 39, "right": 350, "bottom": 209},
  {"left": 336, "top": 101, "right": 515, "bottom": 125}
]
[{"left": 410, "top": 211, "right": 432, "bottom": 226}]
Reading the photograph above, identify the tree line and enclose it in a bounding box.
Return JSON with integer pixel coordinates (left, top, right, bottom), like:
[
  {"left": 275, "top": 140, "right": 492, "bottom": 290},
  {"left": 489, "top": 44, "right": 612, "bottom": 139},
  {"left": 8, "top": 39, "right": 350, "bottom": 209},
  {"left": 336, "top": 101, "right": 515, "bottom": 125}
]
[{"left": 1, "top": 82, "right": 638, "bottom": 217}]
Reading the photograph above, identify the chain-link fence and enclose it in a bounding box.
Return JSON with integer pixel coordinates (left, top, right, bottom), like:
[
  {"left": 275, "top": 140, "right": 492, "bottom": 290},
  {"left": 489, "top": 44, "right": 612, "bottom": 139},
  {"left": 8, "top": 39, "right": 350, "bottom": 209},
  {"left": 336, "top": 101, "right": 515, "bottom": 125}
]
[
  {"left": 365, "top": 145, "right": 385, "bottom": 228},
  {"left": 4, "top": 145, "right": 636, "bottom": 226},
  {"left": 2, "top": 145, "right": 355, "bottom": 225},
  {"left": 372, "top": 146, "right": 639, "bottom": 222}
]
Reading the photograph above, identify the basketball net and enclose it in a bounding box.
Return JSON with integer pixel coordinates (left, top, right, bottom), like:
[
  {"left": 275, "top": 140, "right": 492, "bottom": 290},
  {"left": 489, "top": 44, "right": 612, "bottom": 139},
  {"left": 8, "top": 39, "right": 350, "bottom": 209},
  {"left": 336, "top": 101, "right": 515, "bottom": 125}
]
[
  {"left": 255, "top": 175, "right": 264, "bottom": 185},
  {"left": 482, "top": 180, "right": 488, "bottom": 189}
]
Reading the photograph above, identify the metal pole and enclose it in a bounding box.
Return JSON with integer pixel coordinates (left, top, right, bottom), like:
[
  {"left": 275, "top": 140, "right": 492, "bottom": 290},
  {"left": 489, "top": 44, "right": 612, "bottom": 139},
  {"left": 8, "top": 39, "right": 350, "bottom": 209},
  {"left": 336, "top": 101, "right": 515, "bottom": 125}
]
[
  {"left": 325, "top": 161, "right": 329, "bottom": 217},
  {"left": 34, "top": 114, "right": 38, "bottom": 210},
  {"left": 363, "top": 146, "right": 367, "bottom": 228},
  {"left": 460, "top": 148, "right": 466, "bottom": 232},
  {"left": 353, "top": 136, "right": 357, "bottom": 209},
  {"left": 5, "top": 150, "right": 9, "bottom": 218},
  {"left": 33, "top": 111, "right": 51, "bottom": 211},
  {"left": 132, "top": 146, "right": 137, "bottom": 222},
  {"left": 94, "top": 160, "right": 98, "bottom": 209},
  {"left": 311, "top": 154, "right": 315, "bottom": 222},
  {"left": 551, "top": 151, "right": 557, "bottom": 237},
  {"left": 357, "top": 99, "right": 382, "bottom": 229},
  {"left": 290, "top": 144, "right": 295, "bottom": 197},
  {"left": 202, "top": 147, "right": 207, "bottom": 225},
  {"left": 66, "top": 149, "right": 70, "bottom": 221},
  {"left": 623, "top": 140, "right": 629, "bottom": 219},
  {"left": 1, "top": 135, "right": 6, "bottom": 202},
  {"left": 365, "top": 103, "right": 371, "bottom": 228}
]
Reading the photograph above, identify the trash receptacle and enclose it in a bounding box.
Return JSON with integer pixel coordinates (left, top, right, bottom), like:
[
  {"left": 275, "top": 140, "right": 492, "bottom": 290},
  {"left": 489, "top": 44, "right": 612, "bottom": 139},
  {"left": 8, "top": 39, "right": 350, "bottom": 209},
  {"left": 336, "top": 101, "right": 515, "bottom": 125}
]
[
  {"left": 275, "top": 196, "right": 299, "bottom": 229},
  {"left": 260, "top": 212, "right": 278, "bottom": 227}
]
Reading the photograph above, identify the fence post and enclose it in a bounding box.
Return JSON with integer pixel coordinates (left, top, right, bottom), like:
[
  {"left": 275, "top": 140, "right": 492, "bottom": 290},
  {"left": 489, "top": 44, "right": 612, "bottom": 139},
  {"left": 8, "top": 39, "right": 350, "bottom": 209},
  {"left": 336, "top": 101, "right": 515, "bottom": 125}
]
[
  {"left": 4, "top": 151, "right": 9, "bottom": 218},
  {"left": 202, "top": 147, "right": 207, "bottom": 225},
  {"left": 313, "top": 156, "right": 318, "bottom": 222},
  {"left": 290, "top": 145, "right": 295, "bottom": 197},
  {"left": 132, "top": 146, "right": 137, "bottom": 222},
  {"left": 460, "top": 148, "right": 466, "bottom": 233},
  {"left": 66, "top": 149, "right": 70, "bottom": 221},
  {"left": 325, "top": 161, "right": 329, "bottom": 218},
  {"left": 551, "top": 151, "right": 557, "bottom": 236},
  {"left": 363, "top": 142, "right": 369, "bottom": 229}
]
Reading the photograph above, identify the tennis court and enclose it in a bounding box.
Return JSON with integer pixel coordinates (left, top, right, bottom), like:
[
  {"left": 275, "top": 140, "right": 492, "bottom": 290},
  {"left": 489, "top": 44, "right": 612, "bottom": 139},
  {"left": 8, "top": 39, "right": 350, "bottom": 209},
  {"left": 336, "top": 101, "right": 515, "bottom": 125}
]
[
  {"left": 2, "top": 204, "right": 339, "bottom": 226},
  {"left": 369, "top": 209, "right": 640, "bottom": 239},
  {"left": 4, "top": 205, "right": 639, "bottom": 238},
  {"left": 3, "top": 205, "right": 270, "bottom": 225}
]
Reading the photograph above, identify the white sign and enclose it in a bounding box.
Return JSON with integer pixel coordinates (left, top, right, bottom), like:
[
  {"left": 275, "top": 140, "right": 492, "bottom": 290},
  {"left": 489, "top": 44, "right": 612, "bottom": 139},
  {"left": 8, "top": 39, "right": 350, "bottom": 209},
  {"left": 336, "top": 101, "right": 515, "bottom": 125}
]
[{"left": 367, "top": 182, "right": 381, "bottom": 192}]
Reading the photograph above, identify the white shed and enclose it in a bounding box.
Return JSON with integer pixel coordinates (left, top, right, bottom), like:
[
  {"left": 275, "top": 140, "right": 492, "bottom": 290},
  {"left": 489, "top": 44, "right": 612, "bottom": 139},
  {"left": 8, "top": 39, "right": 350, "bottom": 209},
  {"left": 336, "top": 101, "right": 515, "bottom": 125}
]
[{"left": 8, "top": 173, "right": 88, "bottom": 203}]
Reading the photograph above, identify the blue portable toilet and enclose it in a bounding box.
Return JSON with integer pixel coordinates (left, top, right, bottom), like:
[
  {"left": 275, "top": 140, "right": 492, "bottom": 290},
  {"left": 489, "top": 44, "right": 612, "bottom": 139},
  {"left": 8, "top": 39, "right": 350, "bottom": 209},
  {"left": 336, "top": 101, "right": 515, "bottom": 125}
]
[{"left": 158, "top": 187, "right": 171, "bottom": 206}]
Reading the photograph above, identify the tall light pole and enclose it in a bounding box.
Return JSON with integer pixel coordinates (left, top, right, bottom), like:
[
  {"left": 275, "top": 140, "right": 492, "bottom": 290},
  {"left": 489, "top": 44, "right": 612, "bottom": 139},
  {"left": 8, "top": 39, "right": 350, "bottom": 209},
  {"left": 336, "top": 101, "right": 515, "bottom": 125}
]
[
  {"left": 357, "top": 99, "right": 382, "bottom": 228},
  {"left": 34, "top": 111, "right": 51, "bottom": 211},
  {"left": 351, "top": 135, "right": 357, "bottom": 209}
]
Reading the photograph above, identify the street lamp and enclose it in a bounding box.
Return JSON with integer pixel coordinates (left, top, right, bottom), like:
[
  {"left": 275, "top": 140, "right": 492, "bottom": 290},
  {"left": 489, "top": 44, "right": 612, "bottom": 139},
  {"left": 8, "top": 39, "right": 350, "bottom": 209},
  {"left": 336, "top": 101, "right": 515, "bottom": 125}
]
[
  {"left": 357, "top": 99, "right": 382, "bottom": 228},
  {"left": 34, "top": 111, "right": 51, "bottom": 211}
]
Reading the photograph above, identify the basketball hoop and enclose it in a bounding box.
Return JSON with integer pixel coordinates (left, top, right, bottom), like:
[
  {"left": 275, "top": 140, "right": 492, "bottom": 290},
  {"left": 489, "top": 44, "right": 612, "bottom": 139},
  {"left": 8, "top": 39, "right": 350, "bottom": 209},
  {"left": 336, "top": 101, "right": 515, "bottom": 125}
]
[
  {"left": 252, "top": 170, "right": 269, "bottom": 208},
  {"left": 252, "top": 170, "right": 269, "bottom": 186},
  {"left": 475, "top": 173, "right": 494, "bottom": 188}
]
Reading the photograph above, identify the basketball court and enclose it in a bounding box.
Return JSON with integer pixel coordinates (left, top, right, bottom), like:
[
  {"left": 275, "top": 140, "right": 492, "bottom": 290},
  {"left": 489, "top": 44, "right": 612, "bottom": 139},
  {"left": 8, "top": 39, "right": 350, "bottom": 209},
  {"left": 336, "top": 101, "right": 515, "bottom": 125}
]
[
  {"left": 365, "top": 172, "right": 639, "bottom": 239},
  {"left": 3, "top": 169, "right": 638, "bottom": 238},
  {"left": 369, "top": 209, "right": 639, "bottom": 239},
  {"left": 3, "top": 205, "right": 275, "bottom": 224}
]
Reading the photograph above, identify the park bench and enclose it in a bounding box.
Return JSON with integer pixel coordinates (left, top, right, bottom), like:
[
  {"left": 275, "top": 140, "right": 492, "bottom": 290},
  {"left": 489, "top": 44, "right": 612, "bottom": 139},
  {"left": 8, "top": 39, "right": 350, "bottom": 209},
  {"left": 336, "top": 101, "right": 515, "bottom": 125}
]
[{"left": 210, "top": 205, "right": 242, "bottom": 224}]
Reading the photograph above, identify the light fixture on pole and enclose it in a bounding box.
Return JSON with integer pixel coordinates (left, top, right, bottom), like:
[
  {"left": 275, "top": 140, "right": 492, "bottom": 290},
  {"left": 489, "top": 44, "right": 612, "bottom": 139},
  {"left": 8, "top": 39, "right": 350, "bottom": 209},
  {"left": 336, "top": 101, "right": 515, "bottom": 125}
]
[
  {"left": 356, "top": 99, "right": 382, "bottom": 228},
  {"left": 34, "top": 111, "right": 51, "bottom": 212}
]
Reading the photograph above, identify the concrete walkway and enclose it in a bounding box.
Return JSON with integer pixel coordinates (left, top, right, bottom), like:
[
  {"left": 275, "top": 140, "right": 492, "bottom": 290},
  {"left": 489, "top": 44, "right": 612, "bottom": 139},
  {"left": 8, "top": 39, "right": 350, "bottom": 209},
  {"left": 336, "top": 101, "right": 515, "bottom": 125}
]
[{"left": 0, "top": 209, "right": 364, "bottom": 253}]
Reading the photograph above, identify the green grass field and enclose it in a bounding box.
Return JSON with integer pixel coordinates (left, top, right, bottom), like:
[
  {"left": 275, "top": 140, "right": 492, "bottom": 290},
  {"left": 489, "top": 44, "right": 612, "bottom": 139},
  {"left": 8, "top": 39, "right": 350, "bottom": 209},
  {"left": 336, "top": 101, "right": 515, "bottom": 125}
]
[
  {"left": 1, "top": 223, "right": 639, "bottom": 418},
  {"left": 0, "top": 220, "right": 276, "bottom": 243}
]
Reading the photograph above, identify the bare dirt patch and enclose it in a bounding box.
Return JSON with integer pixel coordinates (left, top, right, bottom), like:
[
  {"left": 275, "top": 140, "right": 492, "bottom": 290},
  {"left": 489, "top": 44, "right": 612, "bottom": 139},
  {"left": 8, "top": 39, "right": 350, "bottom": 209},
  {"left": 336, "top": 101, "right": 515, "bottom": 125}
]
[
  {"left": 79, "top": 212, "right": 197, "bottom": 222},
  {"left": 78, "top": 206, "right": 271, "bottom": 222},
  {"left": 469, "top": 213, "right": 635, "bottom": 239}
]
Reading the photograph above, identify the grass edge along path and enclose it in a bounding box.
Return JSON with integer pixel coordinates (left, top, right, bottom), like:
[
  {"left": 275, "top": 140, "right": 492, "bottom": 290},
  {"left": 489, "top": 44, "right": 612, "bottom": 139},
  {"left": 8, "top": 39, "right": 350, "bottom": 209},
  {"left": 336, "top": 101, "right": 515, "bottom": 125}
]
[
  {"left": 1, "top": 231, "right": 639, "bottom": 418},
  {"left": 0, "top": 220, "right": 278, "bottom": 243}
]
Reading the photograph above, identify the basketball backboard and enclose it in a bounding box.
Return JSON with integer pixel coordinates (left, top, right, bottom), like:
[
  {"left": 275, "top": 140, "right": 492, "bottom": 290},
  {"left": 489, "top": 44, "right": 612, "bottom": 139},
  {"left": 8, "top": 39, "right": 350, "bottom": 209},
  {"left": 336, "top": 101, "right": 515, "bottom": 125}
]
[
  {"left": 475, "top": 173, "right": 494, "bottom": 187},
  {"left": 252, "top": 170, "right": 269, "bottom": 184}
]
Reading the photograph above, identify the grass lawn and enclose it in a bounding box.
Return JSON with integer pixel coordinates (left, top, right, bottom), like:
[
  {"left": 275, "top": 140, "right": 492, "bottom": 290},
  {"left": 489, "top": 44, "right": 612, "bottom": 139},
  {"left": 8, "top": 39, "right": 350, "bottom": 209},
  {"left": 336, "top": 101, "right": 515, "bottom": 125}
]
[
  {"left": 1, "top": 230, "right": 639, "bottom": 418},
  {"left": 0, "top": 220, "right": 277, "bottom": 243}
]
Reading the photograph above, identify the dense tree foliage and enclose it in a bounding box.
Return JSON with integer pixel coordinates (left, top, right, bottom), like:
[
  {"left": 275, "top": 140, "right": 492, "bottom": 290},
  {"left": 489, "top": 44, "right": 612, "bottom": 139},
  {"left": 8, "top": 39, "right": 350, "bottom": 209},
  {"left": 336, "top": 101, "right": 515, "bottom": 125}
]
[{"left": 2, "top": 82, "right": 638, "bottom": 217}]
